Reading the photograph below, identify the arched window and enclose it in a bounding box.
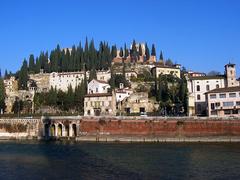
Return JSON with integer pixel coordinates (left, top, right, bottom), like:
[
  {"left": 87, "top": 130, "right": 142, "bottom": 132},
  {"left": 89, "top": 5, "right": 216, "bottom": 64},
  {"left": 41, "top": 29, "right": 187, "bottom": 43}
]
[
  {"left": 206, "top": 85, "right": 210, "bottom": 91},
  {"left": 216, "top": 84, "right": 219, "bottom": 89},
  {"left": 197, "top": 95, "right": 201, "bottom": 100},
  {"left": 196, "top": 85, "right": 200, "bottom": 91}
]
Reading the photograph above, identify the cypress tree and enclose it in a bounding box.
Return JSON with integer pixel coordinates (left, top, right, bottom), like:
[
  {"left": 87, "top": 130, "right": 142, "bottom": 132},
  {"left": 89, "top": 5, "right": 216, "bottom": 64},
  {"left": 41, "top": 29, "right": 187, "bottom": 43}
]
[
  {"left": 28, "top": 54, "right": 35, "bottom": 73},
  {"left": 139, "top": 44, "right": 143, "bottom": 56},
  {"left": 151, "top": 44, "right": 156, "bottom": 56},
  {"left": 160, "top": 51, "right": 164, "bottom": 60},
  {"left": 0, "top": 78, "right": 5, "bottom": 114},
  {"left": 145, "top": 43, "right": 150, "bottom": 61},
  {"left": 124, "top": 43, "right": 129, "bottom": 58},
  {"left": 18, "top": 59, "right": 29, "bottom": 90},
  {"left": 119, "top": 47, "right": 124, "bottom": 57}
]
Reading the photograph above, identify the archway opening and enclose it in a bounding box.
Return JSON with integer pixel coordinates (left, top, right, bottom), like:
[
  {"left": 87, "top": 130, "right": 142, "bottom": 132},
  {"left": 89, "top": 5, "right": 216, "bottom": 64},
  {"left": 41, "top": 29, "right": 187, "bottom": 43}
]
[
  {"left": 65, "top": 124, "right": 69, "bottom": 137},
  {"left": 57, "top": 124, "right": 63, "bottom": 137},
  {"left": 72, "top": 124, "right": 77, "bottom": 137},
  {"left": 50, "top": 124, "right": 55, "bottom": 136},
  {"left": 44, "top": 124, "right": 49, "bottom": 137}
]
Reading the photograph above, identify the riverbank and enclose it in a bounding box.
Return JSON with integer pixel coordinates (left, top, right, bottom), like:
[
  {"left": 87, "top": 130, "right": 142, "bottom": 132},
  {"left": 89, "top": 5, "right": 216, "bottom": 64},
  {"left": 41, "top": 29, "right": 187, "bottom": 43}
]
[{"left": 1, "top": 116, "right": 240, "bottom": 142}]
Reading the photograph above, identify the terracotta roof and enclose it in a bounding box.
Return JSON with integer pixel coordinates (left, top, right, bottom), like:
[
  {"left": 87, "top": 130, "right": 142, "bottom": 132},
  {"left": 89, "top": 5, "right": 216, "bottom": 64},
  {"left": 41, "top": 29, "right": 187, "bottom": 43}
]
[
  {"left": 206, "top": 86, "right": 240, "bottom": 94},
  {"left": 85, "top": 93, "right": 112, "bottom": 97}
]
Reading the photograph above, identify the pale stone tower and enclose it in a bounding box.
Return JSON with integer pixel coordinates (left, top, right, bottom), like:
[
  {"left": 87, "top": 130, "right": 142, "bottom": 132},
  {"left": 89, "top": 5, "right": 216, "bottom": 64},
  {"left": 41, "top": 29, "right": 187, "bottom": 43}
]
[{"left": 225, "top": 63, "right": 239, "bottom": 87}]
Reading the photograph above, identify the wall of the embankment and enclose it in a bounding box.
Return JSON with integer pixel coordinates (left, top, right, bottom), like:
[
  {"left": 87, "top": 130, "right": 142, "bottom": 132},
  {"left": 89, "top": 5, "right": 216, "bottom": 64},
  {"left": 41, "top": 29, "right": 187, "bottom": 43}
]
[
  {"left": 1, "top": 116, "right": 240, "bottom": 141},
  {"left": 79, "top": 117, "right": 240, "bottom": 138}
]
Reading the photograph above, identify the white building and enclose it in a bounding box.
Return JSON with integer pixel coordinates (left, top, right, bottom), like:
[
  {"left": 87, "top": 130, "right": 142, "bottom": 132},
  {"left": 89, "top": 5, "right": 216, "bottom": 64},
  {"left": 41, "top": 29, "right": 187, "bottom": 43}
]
[
  {"left": 206, "top": 86, "right": 240, "bottom": 117},
  {"left": 96, "top": 70, "right": 111, "bottom": 82},
  {"left": 49, "top": 71, "right": 89, "bottom": 92},
  {"left": 115, "top": 83, "right": 133, "bottom": 102},
  {"left": 187, "top": 63, "right": 240, "bottom": 116},
  {"left": 84, "top": 79, "right": 115, "bottom": 116},
  {"left": 187, "top": 76, "right": 225, "bottom": 115},
  {"left": 87, "top": 79, "right": 110, "bottom": 94}
]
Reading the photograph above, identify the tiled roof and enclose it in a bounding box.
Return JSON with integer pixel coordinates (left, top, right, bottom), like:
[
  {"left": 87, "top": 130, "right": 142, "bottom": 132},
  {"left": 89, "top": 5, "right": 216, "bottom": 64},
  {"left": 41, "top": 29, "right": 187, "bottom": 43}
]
[{"left": 206, "top": 86, "right": 240, "bottom": 94}]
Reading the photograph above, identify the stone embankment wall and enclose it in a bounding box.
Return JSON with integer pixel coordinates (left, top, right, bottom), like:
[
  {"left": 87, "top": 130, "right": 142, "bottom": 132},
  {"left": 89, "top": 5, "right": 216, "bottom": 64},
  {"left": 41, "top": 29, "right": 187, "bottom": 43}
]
[
  {"left": 1, "top": 116, "right": 240, "bottom": 141},
  {"left": 79, "top": 117, "right": 240, "bottom": 137},
  {"left": 0, "top": 118, "right": 40, "bottom": 139}
]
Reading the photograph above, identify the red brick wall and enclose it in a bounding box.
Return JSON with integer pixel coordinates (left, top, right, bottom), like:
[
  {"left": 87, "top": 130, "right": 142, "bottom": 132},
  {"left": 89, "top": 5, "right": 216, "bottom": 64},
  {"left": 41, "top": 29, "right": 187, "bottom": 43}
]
[{"left": 79, "top": 118, "right": 240, "bottom": 137}]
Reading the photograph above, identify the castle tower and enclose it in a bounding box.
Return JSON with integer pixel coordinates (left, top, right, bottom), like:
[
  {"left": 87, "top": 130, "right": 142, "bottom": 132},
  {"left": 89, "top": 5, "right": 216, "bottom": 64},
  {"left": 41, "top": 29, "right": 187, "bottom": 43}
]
[{"left": 225, "top": 63, "right": 238, "bottom": 87}]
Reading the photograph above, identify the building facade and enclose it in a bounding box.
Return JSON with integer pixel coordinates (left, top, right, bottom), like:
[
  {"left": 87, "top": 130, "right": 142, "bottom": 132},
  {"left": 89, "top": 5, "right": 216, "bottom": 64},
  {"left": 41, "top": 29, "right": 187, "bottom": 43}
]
[
  {"left": 84, "top": 79, "right": 116, "bottom": 116},
  {"left": 187, "top": 76, "right": 226, "bottom": 115},
  {"left": 49, "top": 71, "right": 89, "bottom": 92},
  {"left": 152, "top": 65, "right": 181, "bottom": 78},
  {"left": 206, "top": 86, "right": 240, "bottom": 117},
  {"left": 96, "top": 70, "right": 111, "bottom": 82},
  {"left": 187, "top": 63, "right": 240, "bottom": 116}
]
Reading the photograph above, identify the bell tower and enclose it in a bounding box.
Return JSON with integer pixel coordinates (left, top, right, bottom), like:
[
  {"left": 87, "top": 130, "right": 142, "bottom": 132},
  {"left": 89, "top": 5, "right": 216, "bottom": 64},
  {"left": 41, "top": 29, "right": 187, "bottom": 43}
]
[{"left": 225, "top": 63, "right": 238, "bottom": 87}]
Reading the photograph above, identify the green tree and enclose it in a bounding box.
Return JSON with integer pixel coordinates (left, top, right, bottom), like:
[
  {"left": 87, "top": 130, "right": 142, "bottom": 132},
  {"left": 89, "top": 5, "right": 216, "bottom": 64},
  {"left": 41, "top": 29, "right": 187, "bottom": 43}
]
[
  {"left": 119, "top": 47, "right": 124, "bottom": 57},
  {"left": 139, "top": 44, "right": 143, "bottom": 56},
  {"left": 159, "top": 51, "right": 164, "bottom": 60},
  {"left": 124, "top": 43, "right": 129, "bottom": 57},
  {"left": 28, "top": 54, "right": 35, "bottom": 73},
  {"left": 18, "top": 59, "right": 29, "bottom": 90},
  {"left": 145, "top": 43, "right": 150, "bottom": 61},
  {"left": 0, "top": 78, "right": 5, "bottom": 113},
  {"left": 151, "top": 44, "right": 156, "bottom": 56}
]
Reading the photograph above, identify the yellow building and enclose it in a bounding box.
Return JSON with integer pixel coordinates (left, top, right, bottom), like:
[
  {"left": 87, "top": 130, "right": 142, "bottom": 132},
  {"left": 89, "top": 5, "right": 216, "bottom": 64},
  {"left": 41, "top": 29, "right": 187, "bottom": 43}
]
[{"left": 152, "top": 65, "right": 181, "bottom": 78}]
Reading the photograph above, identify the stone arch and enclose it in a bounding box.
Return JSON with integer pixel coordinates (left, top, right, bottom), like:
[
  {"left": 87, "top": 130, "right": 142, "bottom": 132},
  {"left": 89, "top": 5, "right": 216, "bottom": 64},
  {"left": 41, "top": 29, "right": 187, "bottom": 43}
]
[
  {"left": 57, "top": 123, "right": 63, "bottom": 137},
  {"left": 50, "top": 124, "right": 56, "bottom": 136},
  {"left": 72, "top": 124, "right": 77, "bottom": 137},
  {"left": 44, "top": 123, "right": 50, "bottom": 137},
  {"left": 65, "top": 124, "right": 70, "bottom": 137}
]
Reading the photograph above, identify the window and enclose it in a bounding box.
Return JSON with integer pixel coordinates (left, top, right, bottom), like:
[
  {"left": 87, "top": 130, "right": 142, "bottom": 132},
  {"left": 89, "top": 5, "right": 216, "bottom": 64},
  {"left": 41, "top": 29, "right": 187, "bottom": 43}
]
[
  {"left": 211, "top": 103, "right": 215, "bottom": 110},
  {"left": 229, "top": 93, "right": 236, "bottom": 98},
  {"left": 96, "top": 88, "right": 98, "bottom": 93},
  {"left": 236, "top": 101, "right": 240, "bottom": 106},
  {"left": 223, "top": 101, "right": 234, "bottom": 107},
  {"left": 216, "top": 84, "right": 219, "bottom": 88},
  {"left": 233, "top": 109, "right": 238, "bottom": 114},
  {"left": 197, "top": 95, "right": 201, "bottom": 100},
  {"left": 102, "top": 101, "right": 104, "bottom": 106},
  {"left": 87, "top": 110, "right": 90, "bottom": 115},
  {"left": 206, "top": 85, "right": 210, "bottom": 91},
  {"left": 196, "top": 85, "right": 200, "bottom": 91},
  {"left": 224, "top": 110, "right": 231, "bottom": 115},
  {"left": 85, "top": 102, "right": 88, "bottom": 107},
  {"left": 219, "top": 93, "right": 226, "bottom": 98},
  {"left": 210, "top": 94, "right": 216, "bottom": 99},
  {"left": 215, "top": 102, "right": 220, "bottom": 107}
]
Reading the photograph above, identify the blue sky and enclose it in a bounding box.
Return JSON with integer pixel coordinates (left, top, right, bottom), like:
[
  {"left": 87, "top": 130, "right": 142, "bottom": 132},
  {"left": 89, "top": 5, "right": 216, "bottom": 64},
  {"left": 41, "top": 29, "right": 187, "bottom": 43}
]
[{"left": 0, "top": 0, "right": 240, "bottom": 76}]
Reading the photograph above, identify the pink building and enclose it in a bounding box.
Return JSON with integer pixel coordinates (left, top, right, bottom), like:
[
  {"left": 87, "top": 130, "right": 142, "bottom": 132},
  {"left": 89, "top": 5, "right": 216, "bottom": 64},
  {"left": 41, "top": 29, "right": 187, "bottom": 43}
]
[{"left": 206, "top": 86, "right": 240, "bottom": 117}]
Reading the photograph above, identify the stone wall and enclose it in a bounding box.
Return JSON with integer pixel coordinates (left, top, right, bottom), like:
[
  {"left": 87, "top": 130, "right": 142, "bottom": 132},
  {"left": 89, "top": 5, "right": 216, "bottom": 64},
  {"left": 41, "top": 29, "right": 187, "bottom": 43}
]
[{"left": 1, "top": 116, "right": 240, "bottom": 141}]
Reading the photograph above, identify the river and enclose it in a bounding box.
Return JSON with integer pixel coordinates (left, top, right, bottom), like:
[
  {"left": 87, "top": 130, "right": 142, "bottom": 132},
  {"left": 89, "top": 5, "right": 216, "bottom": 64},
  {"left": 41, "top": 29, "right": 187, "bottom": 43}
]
[{"left": 0, "top": 141, "right": 240, "bottom": 179}]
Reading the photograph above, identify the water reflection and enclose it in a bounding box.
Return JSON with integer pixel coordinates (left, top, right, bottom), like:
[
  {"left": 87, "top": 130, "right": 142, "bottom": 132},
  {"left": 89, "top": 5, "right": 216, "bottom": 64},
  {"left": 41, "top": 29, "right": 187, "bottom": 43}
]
[{"left": 0, "top": 141, "right": 240, "bottom": 179}]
